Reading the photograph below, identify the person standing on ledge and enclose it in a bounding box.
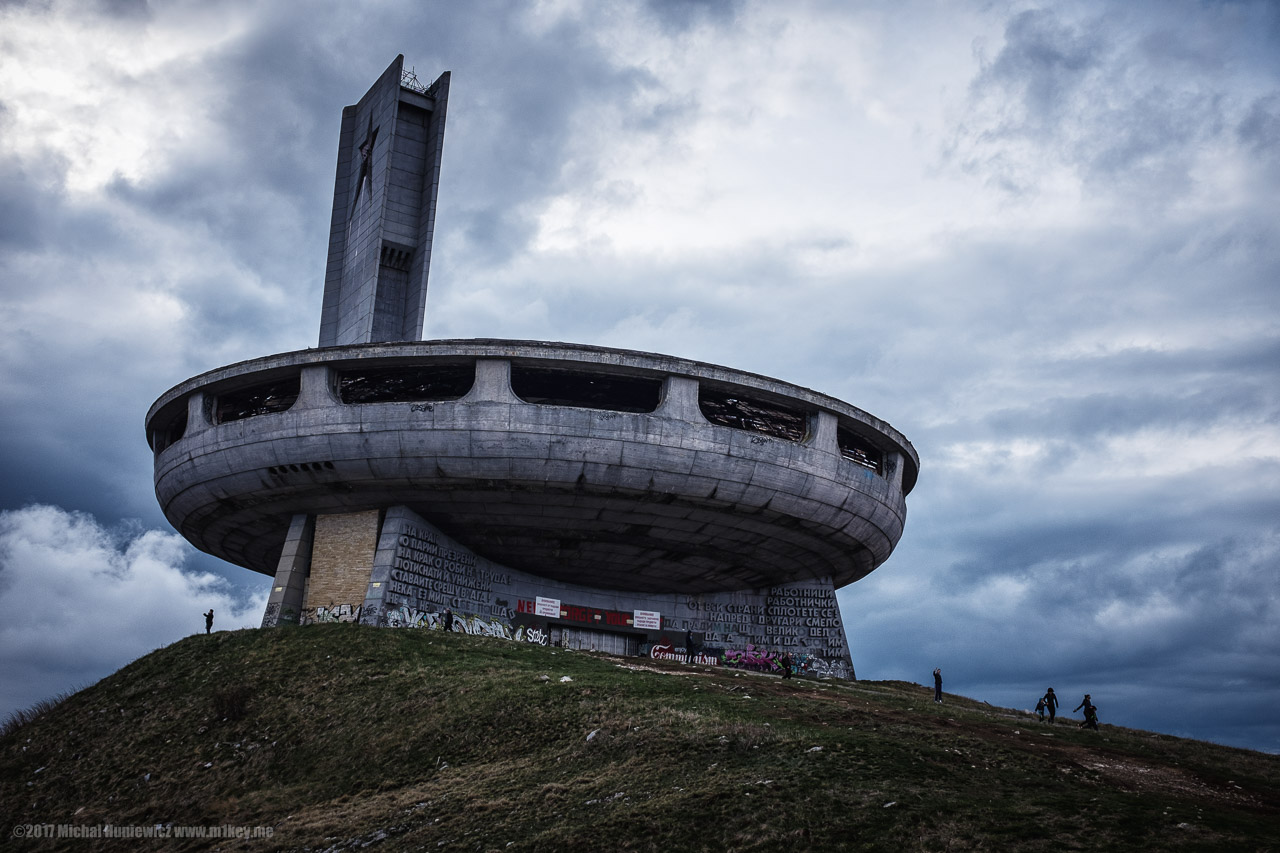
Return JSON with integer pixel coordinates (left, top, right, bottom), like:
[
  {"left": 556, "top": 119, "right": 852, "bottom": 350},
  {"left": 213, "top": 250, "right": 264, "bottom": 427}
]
[
  {"left": 204, "top": 609, "right": 214, "bottom": 634},
  {"left": 933, "top": 667, "right": 943, "bottom": 703}
]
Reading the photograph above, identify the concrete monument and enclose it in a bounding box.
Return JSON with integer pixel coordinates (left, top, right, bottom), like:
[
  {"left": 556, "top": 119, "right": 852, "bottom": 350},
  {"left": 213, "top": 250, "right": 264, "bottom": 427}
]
[{"left": 146, "top": 56, "right": 918, "bottom": 679}]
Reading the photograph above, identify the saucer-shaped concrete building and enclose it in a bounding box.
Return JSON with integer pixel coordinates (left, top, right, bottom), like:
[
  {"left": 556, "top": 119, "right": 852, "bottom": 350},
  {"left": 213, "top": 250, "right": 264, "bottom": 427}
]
[{"left": 146, "top": 56, "right": 917, "bottom": 679}]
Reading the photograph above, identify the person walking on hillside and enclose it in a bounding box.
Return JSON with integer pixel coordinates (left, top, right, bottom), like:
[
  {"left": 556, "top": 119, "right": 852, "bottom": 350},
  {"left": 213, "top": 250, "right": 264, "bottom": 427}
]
[
  {"left": 780, "top": 652, "right": 793, "bottom": 680},
  {"left": 204, "top": 609, "right": 214, "bottom": 634},
  {"left": 1075, "top": 694, "right": 1098, "bottom": 729},
  {"left": 1043, "top": 688, "right": 1059, "bottom": 724},
  {"left": 1035, "top": 696, "right": 1046, "bottom": 722},
  {"left": 442, "top": 608, "right": 454, "bottom": 632},
  {"left": 933, "top": 668, "right": 943, "bottom": 703}
]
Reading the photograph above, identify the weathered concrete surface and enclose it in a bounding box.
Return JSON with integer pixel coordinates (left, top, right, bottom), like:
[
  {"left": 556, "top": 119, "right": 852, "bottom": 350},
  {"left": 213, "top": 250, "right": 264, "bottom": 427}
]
[
  {"left": 147, "top": 340, "right": 916, "bottom": 595},
  {"left": 260, "top": 513, "right": 312, "bottom": 627},
  {"left": 324, "top": 505, "right": 857, "bottom": 679},
  {"left": 318, "top": 55, "right": 449, "bottom": 347}
]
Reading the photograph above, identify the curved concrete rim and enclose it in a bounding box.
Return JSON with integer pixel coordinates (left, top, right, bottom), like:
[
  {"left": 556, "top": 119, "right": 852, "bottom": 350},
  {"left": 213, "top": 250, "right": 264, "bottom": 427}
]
[{"left": 147, "top": 338, "right": 919, "bottom": 494}]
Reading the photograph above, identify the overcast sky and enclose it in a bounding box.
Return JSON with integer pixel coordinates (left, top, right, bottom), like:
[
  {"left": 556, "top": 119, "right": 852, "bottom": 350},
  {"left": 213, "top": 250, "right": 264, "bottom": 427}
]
[{"left": 1, "top": 0, "right": 1277, "bottom": 753}]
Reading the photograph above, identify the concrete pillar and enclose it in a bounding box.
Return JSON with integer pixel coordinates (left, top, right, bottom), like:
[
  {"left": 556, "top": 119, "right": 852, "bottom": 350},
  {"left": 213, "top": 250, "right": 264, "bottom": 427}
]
[
  {"left": 261, "top": 513, "right": 314, "bottom": 627},
  {"left": 186, "top": 391, "right": 212, "bottom": 436},
  {"left": 887, "top": 452, "right": 905, "bottom": 492},
  {"left": 810, "top": 410, "right": 839, "bottom": 454},
  {"left": 360, "top": 504, "right": 414, "bottom": 627},
  {"left": 295, "top": 364, "right": 337, "bottom": 409},
  {"left": 464, "top": 358, "right": 520, "bottom": 403},
  {"left": 657, "top": 376, "right": 706, "bottom": 422}
]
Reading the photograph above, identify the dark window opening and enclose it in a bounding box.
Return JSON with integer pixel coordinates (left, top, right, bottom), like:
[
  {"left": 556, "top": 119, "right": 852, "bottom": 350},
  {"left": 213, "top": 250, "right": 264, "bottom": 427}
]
[
  {"left": 511, "top": 366, "right": 661, "bottom": 413},
  {"left": 338, "top": 364, "right": 474, "bottom": 404},
  {"left": 699, "top": 389, "right": 808, "bottom": 442},
  {"left": 152, "top": 407, "right": 188, "bottom": 453},
  {"left": 837, "top": 426, "right": 883, "bottom": 474},
  {"left": 215, "top": 378, "right": 300, "bottom": 423}
]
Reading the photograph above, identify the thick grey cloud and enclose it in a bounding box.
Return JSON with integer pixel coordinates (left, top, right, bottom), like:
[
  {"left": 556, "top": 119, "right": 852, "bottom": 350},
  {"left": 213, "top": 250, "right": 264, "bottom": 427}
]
[
  {"left": 954, "top": 3, "right": 1280, "bottom": 202},
  {"left": 1, "top": 0, "right": 1277, "bottom": 753},
  {"left": 0, "top": 505, "right": 266, "bottom": 716}
]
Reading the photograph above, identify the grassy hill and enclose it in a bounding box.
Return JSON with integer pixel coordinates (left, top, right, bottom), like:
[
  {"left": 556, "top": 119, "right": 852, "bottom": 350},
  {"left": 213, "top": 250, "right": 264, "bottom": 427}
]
[{"left": 2, "top": 625, "right": 1277, "bottom": 851}]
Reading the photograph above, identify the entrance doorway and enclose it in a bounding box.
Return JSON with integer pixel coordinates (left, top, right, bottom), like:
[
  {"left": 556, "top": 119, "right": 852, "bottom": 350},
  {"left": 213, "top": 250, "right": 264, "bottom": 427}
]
[{"left": 555, "top": 627, "right": 640, "bottom": 656}]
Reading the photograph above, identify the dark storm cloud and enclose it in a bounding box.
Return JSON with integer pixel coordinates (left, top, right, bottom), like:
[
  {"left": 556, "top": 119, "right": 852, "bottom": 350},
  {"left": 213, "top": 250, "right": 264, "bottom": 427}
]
[
  {"left": 847, "top": 514, "right": 1280, "bottom": 743},
  {"left": 1238, "top": 94, "right": 1280, "bottom": 154},
  {"left": 0, "top": 148, "right": 61, "bottom": 249},
  {"left": 968, "top": 369, "right": 1278, "bottom": 443},
  {"left": 953, "top": 3, "right": 1278, "bottom": 200},
  {"left": 93, "top": 0, "right": 150, "bottom": 18},
  {"left": 439, "top": 22, "right": 659, "bottom": 267},
  {"left": 196, "top": 1, "right": 675, "bottom": 273},
  {"left": 643, "top": 0, "right": 743, "bottom": 33},
  {"left": 979, "top": 7, "right": 1105, "bottom": 126}
]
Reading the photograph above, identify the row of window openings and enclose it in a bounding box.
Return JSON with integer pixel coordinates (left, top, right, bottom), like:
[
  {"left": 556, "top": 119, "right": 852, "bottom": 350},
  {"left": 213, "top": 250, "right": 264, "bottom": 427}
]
[
  {"left": 268, "top": 461, "right": 335, "bottom": 476},
  {"left": 150, "top": 365, "right": 884, "bottom": 473}
]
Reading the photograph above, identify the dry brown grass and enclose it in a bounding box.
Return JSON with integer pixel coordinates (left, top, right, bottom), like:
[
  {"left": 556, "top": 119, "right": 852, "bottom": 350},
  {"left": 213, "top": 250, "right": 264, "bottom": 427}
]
[{"left": 1, "top": 626, "right": 1277, "bottom": 852}]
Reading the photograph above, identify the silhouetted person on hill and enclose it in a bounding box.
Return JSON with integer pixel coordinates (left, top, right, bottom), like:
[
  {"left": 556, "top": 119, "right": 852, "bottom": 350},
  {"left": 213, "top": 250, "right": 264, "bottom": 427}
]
[
  {"left": 1035, "top": 696, "right": 1046, "bottom": 722},
  {"left": 1043, "top": 688, "right": 1059, "bottom": 724},
  {"left": 442, "top": 608, "right": 454, "bottom": 632},
  {"left": 204, "top": 609, "right": 214, "bottom": 634},
  {"left": 780, "top": 652, "right": 793, "bottom": 679},
  {"left": 1075, "top": 694, "right": 1098, "bottom": 729},
  {"left": 933, "top": 668, "right": 943, "bottom": 703}
]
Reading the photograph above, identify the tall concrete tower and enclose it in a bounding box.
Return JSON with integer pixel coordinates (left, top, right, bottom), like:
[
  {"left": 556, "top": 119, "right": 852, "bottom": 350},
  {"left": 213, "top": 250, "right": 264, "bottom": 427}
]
[{"left": 318, "top": 55, "right": 450, "bottom": 347}]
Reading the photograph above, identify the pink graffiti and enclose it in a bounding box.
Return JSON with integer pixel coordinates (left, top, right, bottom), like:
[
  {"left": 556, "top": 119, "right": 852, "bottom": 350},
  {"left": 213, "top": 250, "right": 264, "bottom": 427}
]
[{"left": 722, "top": 644, "right": 780, "bottom": 672}]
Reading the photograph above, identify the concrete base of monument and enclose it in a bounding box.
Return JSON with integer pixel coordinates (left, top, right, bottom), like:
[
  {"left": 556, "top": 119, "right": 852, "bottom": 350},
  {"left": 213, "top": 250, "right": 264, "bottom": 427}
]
[{"left": 262, "top": 505, "right": 856, "bottom": 680}]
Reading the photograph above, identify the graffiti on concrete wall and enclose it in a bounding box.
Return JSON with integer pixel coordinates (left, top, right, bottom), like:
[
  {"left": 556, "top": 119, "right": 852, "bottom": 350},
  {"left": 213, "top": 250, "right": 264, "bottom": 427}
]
[
  {"left": 795, "top": 653, "right": 851, "bottom": 680},
  {"left": 515, "top": 626, "right": 549, "bottom": 645},
  {"left": 648, "top": 642, "right": 720, "bottom": 665},
  {"left": 385, "top": 605, "right": 436, "bottom": 629},
  {"left": 722, "top": 644, "right": 780, "bottom": 672},
  {"left": 716, "top": 645, "right": 851, "bottom": 679},
  {"left": 302, "top": 603, "right": 362, "bottom": 624},
  {"left": 379, "top": 605, "right": 548, "bottom": 645},
  {"left": 455, "top": 614, "right": 512, "bottom": 638}
]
